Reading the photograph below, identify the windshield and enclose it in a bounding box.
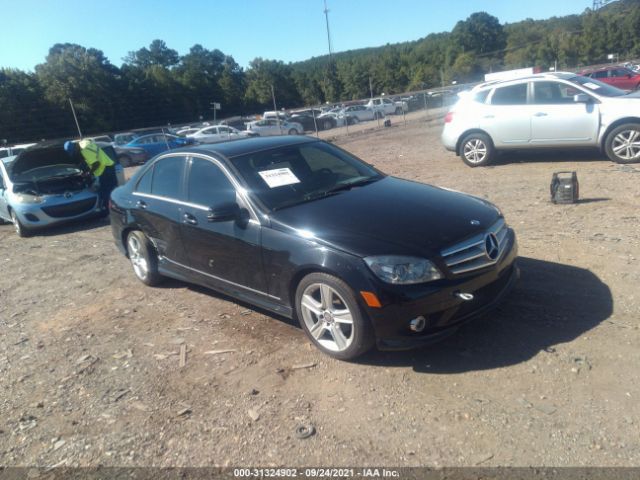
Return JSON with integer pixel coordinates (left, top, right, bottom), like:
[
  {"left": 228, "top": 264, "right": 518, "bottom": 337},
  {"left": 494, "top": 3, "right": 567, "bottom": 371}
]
[
  {"left": 230, "top": 141, "right": 383, "bottom": 211},
  {"left": 569, "top": 75, "right": 626, "bottom": 97}
]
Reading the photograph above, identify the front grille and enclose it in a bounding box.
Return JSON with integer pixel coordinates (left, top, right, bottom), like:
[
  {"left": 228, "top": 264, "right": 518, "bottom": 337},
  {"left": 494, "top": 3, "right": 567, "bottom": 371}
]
[
  {"left": 441, "top": 218, "right": 509, "bottom": 275},
  {"left": 41, "top": 197, "right": 97, "bottom": 218}
]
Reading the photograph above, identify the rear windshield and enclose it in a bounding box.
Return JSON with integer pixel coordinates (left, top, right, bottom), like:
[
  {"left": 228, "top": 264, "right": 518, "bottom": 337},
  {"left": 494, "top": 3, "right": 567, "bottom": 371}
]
[{"left": 569, "top": 75, "right": 626, "bottom": 97}]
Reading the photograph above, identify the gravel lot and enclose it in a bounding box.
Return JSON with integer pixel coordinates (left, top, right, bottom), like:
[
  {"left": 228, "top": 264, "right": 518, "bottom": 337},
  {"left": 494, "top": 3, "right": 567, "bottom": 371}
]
[{"left": 1, "top": 113, "right": 639, "bottom": 468}]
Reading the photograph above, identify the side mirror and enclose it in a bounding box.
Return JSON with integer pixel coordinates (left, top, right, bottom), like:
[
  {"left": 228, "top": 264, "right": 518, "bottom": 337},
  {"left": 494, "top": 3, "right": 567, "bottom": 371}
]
[
  {"left": 573, "top": 93, "right": 590, "bottom": 103},
  {"left": 206, "top": 202, "right": 240, "bottom": 222}
]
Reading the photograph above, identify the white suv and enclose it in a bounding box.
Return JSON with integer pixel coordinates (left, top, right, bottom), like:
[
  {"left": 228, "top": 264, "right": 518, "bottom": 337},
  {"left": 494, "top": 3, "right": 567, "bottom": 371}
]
[{"left": 441, "top": 72, "right": 640, "bottom": 167}]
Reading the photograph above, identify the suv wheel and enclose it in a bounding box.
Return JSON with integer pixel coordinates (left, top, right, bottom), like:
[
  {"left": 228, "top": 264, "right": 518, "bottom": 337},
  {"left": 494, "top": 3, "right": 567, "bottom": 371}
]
[
  {"left": 288, "top": 128, "right": 298, "bottom": 135},
  {"left": 126, "top": 230, "right": 163, "bottom": 286},
  {"left": 295, "top": 273, "right": 375, "bottom": 360},
  {"left": 460, "top": 133, "right": 494, "bottom": 167},
  {"left": 605, "top": 123, "right": 640, "bottom": 164}
]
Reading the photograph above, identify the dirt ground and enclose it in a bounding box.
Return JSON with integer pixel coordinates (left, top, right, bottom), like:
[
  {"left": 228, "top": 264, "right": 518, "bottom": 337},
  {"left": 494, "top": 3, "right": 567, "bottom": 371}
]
[{"left": 1, "top": 112, "right": 639, "bottom": 469}]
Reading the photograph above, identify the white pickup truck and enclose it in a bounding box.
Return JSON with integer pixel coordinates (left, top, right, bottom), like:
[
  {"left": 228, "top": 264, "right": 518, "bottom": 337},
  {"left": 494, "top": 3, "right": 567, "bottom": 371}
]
[{"left": 365, "top": 97, "right": 408, "bottom": 115}]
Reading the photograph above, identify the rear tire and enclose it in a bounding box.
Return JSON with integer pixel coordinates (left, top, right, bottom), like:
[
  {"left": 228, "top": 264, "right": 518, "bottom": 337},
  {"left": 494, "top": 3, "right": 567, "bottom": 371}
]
[
  {"left": 295, "top": 272, "right": 375, "bottom": 360},
  {"left": 126, "top": 230, "right": 163, "bottom": 286},
  {"left": 459, "top": 132, "right": 495, "bottom": 167},
  {"left": 322, "top": 119, "right": 333, "bottom": 130},
  {"left": 288, "top": 128, "right": 298, "bottom": 135},
  {"left": 604, "top": 123, "right": 640, "bottom": 164}
]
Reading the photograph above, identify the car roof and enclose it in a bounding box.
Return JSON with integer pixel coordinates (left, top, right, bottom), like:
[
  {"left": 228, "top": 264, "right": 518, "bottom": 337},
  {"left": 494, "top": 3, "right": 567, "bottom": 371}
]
[
  {"left": 133, "top": 133, "right": 176, "bottom": 141},
  {"left": 175, "top": 135, "right": 318, "bottom": 158},
  {"left": 472, "top": 71, "right": 578, "bottom": 91}
]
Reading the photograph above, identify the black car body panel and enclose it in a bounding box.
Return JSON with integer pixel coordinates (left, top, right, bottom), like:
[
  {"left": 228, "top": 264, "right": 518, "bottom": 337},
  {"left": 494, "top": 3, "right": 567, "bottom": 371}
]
[{"left": 110, "top": 136, "right": 517, "bottom": 351}]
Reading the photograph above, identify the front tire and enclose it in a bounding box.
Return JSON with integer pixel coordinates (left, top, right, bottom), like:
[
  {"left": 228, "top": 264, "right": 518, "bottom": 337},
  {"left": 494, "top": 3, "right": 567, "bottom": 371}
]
[
  {"left": 604, "top": 123, "right": 640, "bottom": 164},
  {"left": 322, "top": 119, "right": 333, "bottom": 130},
  {"left": 295, "top": 272, "right": 375, "bottom": 360},
  {"left": 126, "top": 230, "right": 163, "bottom": 286},
  {"left": 459, "top": 132, "right": 495, "bottom": 167},
  {"left": 288, "top": 128, "right": 298, "bottom": 135},
  {"left": 11, "top": 210, "right": 30, "bottom": 238}
]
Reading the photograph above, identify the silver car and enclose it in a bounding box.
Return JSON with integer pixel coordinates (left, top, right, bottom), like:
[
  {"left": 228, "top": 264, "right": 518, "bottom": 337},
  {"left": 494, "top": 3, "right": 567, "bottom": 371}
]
[
  {"left": 442, "top": 72, "right": 640, "bottom": 166},
  {"left": 0, "top": 142, "right": 102, "bottom": 237},
  {"left": 246, "top": 118, "right": 304, "bottom": 136}
]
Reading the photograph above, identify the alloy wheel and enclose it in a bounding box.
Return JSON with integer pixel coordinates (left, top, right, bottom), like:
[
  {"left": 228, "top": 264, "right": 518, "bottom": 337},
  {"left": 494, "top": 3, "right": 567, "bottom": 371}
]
[
  {"left": 463, "top": 139, "right": 488, "bottom": 164},
  {"left": 612, "top": 129, "right": 640, "bottom": 161},
  {"left": 300, "top": 283, "right": 354, "bottom": 352},
  {"left": 128, "top": 235, "right": 148, "bottom": 280}
]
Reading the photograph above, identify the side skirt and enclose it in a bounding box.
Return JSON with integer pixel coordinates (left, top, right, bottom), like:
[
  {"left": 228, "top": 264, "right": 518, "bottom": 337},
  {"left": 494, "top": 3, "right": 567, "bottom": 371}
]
[{"left": 157, "top": 258, "right": 293, "bottom": 319}]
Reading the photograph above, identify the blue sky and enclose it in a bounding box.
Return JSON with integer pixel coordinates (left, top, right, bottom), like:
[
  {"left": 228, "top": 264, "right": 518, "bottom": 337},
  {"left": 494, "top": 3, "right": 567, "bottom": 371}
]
[{"left": 0, "top": 0, "right": 593, "bottom": 71}]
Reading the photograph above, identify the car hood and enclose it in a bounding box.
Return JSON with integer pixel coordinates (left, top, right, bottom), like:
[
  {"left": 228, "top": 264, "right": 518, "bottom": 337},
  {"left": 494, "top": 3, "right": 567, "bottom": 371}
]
[
  {"left": 8, "top": 143, "right": 87, "bottom": 178},
  {"left": 268, "top": 176, "right": 501, "bottom": 258}
]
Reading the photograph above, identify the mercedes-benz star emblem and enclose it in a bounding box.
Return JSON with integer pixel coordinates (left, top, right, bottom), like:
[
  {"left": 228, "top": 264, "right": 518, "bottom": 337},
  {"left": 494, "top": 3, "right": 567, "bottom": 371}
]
[{"left": 484, "top": 233, "right": 499, "bottom": 260}]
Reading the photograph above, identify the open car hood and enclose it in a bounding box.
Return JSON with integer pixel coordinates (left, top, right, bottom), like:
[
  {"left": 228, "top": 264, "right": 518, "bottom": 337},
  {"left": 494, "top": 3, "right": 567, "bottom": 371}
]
[{"left": 8, "top": 141, "right": 87, "bottom": 178}]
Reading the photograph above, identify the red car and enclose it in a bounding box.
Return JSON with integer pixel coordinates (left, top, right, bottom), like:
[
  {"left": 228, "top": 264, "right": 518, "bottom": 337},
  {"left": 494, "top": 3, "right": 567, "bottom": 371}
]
[{"left": 580, "top": 66, "right": 640, "bottom": 91}]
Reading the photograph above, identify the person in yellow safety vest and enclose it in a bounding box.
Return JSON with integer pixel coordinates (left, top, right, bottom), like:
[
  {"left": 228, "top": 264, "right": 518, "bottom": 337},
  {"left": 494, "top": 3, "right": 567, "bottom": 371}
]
[{"left": 64, "top": 139, "right": 118, "bottom": 211}]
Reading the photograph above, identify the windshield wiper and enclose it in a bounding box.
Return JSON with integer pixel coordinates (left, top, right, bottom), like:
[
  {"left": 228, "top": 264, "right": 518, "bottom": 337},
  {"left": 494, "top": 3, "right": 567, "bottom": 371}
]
[{"left": 320, "top": 176, "right": 381, "bottom": 196}]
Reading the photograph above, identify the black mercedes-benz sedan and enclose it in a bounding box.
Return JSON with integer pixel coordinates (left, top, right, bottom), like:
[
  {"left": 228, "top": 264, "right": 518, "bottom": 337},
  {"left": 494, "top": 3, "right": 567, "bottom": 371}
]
[{"left": 109, "top": 136, "right": 518, "bottom": 360}]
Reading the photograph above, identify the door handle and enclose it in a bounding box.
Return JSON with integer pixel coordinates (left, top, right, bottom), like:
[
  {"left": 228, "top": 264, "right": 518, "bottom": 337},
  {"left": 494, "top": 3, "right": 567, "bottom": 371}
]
[
  {"left": 183, "top": 213, "right": 198, "bottom": 225},
  {"left": 136, "top": 200, "right": 147, "bottom": 209},
  {"left": 534, "top": 112, "right": 548, "bottom": 117}
]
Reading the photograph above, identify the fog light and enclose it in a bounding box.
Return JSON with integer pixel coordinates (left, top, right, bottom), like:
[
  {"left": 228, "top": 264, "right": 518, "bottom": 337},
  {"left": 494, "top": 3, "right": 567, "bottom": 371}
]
[
  {"left": 25, "top": 213, "right": 39, "bottom": 222},
  {"left": 409, "top": 316, "right": 427, "bottom": 332}
]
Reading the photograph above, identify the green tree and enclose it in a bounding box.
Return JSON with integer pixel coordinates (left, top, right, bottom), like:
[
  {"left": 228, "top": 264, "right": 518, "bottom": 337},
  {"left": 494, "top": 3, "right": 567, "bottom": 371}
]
[{"left": 34, "top": 43, "right": 120, "bottom": 134}]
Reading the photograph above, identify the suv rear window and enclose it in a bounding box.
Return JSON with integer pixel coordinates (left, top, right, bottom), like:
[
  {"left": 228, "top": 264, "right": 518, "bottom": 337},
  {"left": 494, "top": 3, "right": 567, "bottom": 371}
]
[{"left": 491, "top": 84, "right": 528, "bottom": 105}]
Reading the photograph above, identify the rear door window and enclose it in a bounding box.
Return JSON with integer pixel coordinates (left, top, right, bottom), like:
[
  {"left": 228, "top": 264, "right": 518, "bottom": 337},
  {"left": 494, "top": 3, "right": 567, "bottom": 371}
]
[
  {"left": 490, "top": 84, "right": 528, "bottom": 105},
  {"left": 150, "top": 156, "right": 186, "bottom": 200}
]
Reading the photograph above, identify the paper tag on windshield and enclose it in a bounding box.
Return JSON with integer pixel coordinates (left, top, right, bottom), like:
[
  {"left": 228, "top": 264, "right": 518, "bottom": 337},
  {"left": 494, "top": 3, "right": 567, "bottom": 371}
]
[
  {"left": 258, "top": 168, "right": 301, "bottom": 188},
  {"left": 583, "top": 82, "right": 600, "bottom": 90}
]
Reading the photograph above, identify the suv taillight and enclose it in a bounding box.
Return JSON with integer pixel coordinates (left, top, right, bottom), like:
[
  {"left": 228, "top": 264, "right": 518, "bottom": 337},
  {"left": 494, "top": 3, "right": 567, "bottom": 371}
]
[{"left": 444, "top": 112, "right": 454, "bottom": 123}]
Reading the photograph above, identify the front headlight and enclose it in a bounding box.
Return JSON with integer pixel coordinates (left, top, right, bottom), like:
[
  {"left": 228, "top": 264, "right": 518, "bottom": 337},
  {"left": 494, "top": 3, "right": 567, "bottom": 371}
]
[
  {"left": 364, "top": 255, "right": 443, "bottom": 285},
  {"left": 15, "top": 193, "right": 43, "bottom": 204}
]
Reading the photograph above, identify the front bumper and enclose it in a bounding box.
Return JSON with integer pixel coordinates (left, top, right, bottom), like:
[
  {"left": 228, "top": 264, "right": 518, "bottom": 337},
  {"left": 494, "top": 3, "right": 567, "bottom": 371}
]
[
  {"left": 11, "top": 192, "right": 101, "bottom": 230},
  {"left": 368, "top": 230, "right": 519, "bottom": 351}
]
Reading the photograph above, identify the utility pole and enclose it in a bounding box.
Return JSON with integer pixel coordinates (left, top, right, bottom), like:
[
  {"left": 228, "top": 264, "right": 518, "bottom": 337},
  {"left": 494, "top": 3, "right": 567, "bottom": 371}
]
[
  {"left": 323, "top": 0, "right": 336, "bottom": 104},
  {"left": 369, "top": 76, "right": 373, "bottom": 99},
  {"left": 323, "top": 0, "right": 333, "bottom": 61},
  {"left": 271, "top": 85, "right": 282, "bottom": 134},
  {"left": 68, "top": 98, "right": 83, "bottom": 138}
]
